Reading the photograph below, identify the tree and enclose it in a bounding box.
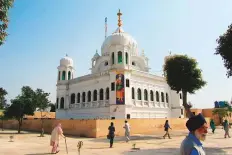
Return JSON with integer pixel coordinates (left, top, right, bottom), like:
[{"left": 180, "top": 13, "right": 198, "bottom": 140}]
[
  {"left": 4, "top": 86, "right": 35, "bottom": 133},
  {"left": 212, "top": 108, "right": 232, "bottom": 124},
  {"left": 34, "top": 88, "right": 51, "bottom": 137},
  {"left": 215, "top": 24, "right": 232, "bottom": 77},
  {"left": 49, "top": 103, "right": 56, "bottom": 112},
  {"left": 163, "top": 54, "right": 206, "bottom": 118},
  {"left": 0, "top": 0, "right": 14, "bottom": 46},
  {"left": 0, "top": 87, "right": 7, "bottom": 109}
]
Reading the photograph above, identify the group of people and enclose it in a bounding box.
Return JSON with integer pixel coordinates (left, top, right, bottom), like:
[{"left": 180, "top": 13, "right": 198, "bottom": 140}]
[
  {"left": 49, "top": 115, "right": 231, "bottom": 154},
  {"left": 210, "top": 118, "right": 231, "bottom": 138}
]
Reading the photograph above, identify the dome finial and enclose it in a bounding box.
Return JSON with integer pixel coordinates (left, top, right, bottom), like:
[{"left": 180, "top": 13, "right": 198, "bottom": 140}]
[
  {"left": 141, "top": 49, "right": 145, "bottom": 56},
  {"left": 117, "top": 9, "right": 122, "bottom": 32}
]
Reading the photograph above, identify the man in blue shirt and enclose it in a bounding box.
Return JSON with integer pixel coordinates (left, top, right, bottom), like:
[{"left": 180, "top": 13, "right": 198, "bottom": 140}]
[{"left": 180, "top": 114, "right": 208, "bottom": 155}]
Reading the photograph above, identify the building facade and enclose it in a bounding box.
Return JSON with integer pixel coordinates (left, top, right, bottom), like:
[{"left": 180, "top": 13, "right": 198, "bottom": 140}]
[{"left": 56, "top": 10, "right": 184, "bottom": 119}]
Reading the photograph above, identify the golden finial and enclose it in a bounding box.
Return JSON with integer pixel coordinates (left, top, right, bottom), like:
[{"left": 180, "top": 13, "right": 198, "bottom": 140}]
[{"left": 117, "top": 9, "right": 122, "bottom": 32}]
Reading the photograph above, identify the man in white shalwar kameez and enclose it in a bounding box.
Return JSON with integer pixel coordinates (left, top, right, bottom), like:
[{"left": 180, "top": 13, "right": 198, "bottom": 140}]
[{"left": 123, "top": 120, "right": 130, "bottom": 142}]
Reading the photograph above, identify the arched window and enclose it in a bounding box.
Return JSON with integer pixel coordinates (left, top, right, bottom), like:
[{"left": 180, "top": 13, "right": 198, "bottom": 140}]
[
  {"left": 166, "top": 93, "right": 169, "bottom": 103},
  {"left": 125, "top": 52, "right": 128, "bottom": 64},
  {"left": 100, "top": 89, "right": 104, "bottom": 100},
  {"left": 118, "top": 51, "right": 122, "bottom": 63},
  {"left": 180, "top": 93, "right": 182, "bottom": 99},
  {"left": 126, "top": 79, "right": 130, "bottom": 87},
  {"left": 60, "top": 97, "right": 64, "bottom": 109},
  {"left": 82, "top": 92, "right": 86, "bottom": 102},
  {"left": 56, "top": 98, "right": 59, "bottom": 109},
  {"left": 156, "top": 91, "right": 159, "bottom": 102},
  {"left": 77, "top": 93, "right": 80, "bottom": 103},
  {"left": 68, "top": 71, "right": 71, "bottom": 80},
  {"left": 106, "top": 87, "right": 109, "bottom": 100},
  {"left": 144, "top": 89, "right": 148, "bottom": 101},
  {"left": 132, "top": 61, "right": 136, "bottom": 66},
  {"left": 62, "top": 71, "right": 66, "bottom": 80},
  {"left": 71, "top": 93, "right": 75, "bottom": 104},
  {"left": 93, "top": 60, "right": 96, "bottom": 66},
  {"left": 150, "top": 90, "right": 154, "bottom": 101},
  {"left": 137, "top": 88, "right": 141, "bottom": 100},
  {"left": 87, "top": 91, "right": 91, "bottom": 102},
  {"left": 58, "top": 71, "right": 60, "bottom": 80},
  {"left": 93, "top": 90, "right": 97, "bottom": 101},
  {"left": 161, "top": 92, "right": 164, "bottom": 102},
  {"left": 132, "top": 87, "right": 135, "bottom": 99},
  {"left": 112, "top": 52, "right": 115, "bottom": 65},
  {"left": 105, "top": 61, "right": 108, "bottom": 66}
]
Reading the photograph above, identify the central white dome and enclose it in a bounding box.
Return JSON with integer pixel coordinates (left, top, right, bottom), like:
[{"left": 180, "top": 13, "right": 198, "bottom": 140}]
[{"left": 101, "top": 27, "right": 138, "bottom": 55}]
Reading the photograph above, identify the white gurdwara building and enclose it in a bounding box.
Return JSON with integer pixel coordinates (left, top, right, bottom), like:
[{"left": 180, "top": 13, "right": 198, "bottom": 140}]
[{"left": 56, "top": 10, "right": 184, "bottom": 119}]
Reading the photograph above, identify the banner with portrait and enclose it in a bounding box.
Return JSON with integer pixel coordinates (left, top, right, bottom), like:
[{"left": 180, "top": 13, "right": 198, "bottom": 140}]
[{"left": 116, "top": 72, "right": 125, "bottom": 104}]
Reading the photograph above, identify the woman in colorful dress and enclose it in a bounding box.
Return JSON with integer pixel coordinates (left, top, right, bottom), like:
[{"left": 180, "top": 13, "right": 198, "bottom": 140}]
[{"left": 50, "top": 123, "right": 65, "bottom": 154}]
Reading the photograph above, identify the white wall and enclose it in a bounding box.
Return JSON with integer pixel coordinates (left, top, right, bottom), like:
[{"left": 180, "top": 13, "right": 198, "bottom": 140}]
[
  {"left": 170, "top": 90, "right": 184, "bottom": 118},
  {"left": 56, "top": 70, "right": 183, "bottom": 119},
  {"left": 56, "top": 72, "right": 112, "bottom": 119},
  {"left": 56, "top": 107, "right": 110, "bottom": 119}
]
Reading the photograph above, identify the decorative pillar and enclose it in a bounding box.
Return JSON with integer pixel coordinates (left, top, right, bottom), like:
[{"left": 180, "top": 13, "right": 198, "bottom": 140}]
[{"left": 65, "top": 94, "right": 69, "bottom": 109}]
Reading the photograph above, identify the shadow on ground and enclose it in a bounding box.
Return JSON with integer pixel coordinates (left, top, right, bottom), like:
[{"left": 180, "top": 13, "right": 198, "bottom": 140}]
[
  {"left": 123, "top": 147, "right": 229, "bottom": 155},
  {"left": 24, "top": 153, "right": 51, "bottom": 155},
  {"left": 90, "top": 131, "right": 189, "bottom": 143},
  {"left": 90, "top": 135, "right": 164, "bottom": 143}
]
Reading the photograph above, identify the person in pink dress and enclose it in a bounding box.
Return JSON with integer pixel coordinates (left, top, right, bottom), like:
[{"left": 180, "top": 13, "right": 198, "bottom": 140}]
[{"left": 50, "top": 123, "right": 65, "bottom": 154}]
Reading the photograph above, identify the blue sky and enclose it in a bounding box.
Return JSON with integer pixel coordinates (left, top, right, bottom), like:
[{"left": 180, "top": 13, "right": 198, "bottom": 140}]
[{"left": 1, "top": 0, "right": 232, "bottom": 108}]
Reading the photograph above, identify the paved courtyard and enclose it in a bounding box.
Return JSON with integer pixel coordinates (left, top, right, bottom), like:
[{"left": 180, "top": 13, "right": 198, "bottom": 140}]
[{"left": 0, "top": 128, "right": 232, "bottom": 155}]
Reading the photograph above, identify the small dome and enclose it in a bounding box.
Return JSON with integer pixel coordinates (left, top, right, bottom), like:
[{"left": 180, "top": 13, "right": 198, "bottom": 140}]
[
  {"left": 60, "top": 55, "right": 73, "bottom": 67},
  {"left": 92, "top": 50, "right": 100, "bottom": 60},
  {"left": 101, "top": 27, "right": 138, "bottom": 55}
]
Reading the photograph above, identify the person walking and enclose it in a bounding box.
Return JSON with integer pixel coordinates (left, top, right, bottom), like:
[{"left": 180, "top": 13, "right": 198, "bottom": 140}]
[
  {"left": 163, "top": 120, "right": 172, "bottom": 139},
  {"left": 108, "top": 122, "right": 115, "bottom": 148},
  {"left": 123, "top": 120, "right": 131, "bottom": 142},
  {"left": 210, "top": 119, "right": 216, "bottom": 134},
  {"left": 50, "top": 123, "right": 65, "bottom": 154},
  {"left": 223, "top": 119, "right": 231, "bottom": 138},
  {"left": 180, "top": 113, "right": 208, "bottom": 155}
]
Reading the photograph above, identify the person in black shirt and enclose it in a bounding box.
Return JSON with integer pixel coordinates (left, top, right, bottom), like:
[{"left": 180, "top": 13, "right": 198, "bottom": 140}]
[
  {"left": 163, "top": 120, "right": 172, "bottom": 139},
  {"left": 108, "top": 122, "right": 115, "bottom": 148}
]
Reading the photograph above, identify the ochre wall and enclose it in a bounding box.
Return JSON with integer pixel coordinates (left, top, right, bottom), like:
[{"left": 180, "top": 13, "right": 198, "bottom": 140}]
[
  {"left": 0, "top": 118, "right": 210, "bottom": 138},
  {"left": 189, "top": 108, "right": 232, "bottom": 125},
  {"left": 25, "top": 112, "right": 56, "bottom": 119},
  {"left": 96, "top": 118, "right": 193, "bottom": 137},
  {"left": 0, "top": 111, "right": 55, "bottom": 119},
  {"left": 0, "top": 119, "right": 97, "bottom": 138}
]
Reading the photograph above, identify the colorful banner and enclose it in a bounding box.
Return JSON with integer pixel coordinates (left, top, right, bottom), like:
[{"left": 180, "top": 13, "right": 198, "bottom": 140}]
[{"left": 116, "top": 72, "right": 125, "bottom": 104}]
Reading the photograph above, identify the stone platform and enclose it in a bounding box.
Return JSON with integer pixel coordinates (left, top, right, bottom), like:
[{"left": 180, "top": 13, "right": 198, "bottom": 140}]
[{"left": 0, "top": 129, "right": 231, "bottom": 155}]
